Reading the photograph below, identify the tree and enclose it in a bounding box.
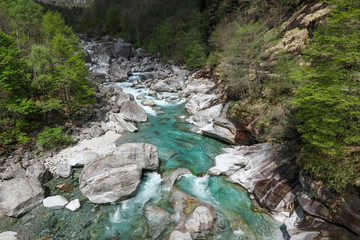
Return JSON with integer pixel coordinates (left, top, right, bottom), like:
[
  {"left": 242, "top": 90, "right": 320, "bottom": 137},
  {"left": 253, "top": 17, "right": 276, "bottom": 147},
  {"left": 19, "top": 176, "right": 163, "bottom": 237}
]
[{"left": 293, "top": 0, "right": 360, "bottom": 191}]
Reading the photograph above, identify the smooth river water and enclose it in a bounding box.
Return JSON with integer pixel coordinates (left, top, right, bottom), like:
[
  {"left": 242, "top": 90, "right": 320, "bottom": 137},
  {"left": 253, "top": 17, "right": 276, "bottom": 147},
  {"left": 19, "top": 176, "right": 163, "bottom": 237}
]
[{"left": 0, "top": 78, "right": 283, "bottom": 239}]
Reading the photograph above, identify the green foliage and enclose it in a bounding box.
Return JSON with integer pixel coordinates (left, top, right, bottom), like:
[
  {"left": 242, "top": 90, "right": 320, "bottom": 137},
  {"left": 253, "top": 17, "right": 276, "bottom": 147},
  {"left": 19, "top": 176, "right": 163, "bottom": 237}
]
[
  {"left": 36, "top": 126, "right": 72, "bottom": 150},
  {"left": 293, "top": 0, "right": 360, "bottom": 191},
  {"left": 185, "top": 40, "right": 207, "bottom": 69},
  {"left": 0, "top": 2, "right": 94, "bottom": 147}
]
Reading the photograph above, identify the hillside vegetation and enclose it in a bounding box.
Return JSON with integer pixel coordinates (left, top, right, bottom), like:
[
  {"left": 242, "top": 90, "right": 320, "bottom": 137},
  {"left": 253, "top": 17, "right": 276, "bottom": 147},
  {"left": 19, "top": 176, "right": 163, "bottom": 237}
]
[{"left": 0, "top": 0, "right": 94, "bottom": 148}]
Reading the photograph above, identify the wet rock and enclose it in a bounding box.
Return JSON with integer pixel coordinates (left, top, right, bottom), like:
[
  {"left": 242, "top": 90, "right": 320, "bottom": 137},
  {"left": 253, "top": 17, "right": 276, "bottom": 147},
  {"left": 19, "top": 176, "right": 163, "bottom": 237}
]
[
  {"left": 43, "top": 195, "right": 69, "bottom": 210},
  {"left": 110, "top": 62, "right": 130, "bottom": 81},
  {"left": 119, "top": 101, "right": 147, "bottom": 122},
  {"left": 79, "top": 155, "right": 142, "bottom": 204},
  {"left": 0, "top": 231, "right": 18, "bottom": 240},
  {"left": 184, "top": 206, "right": 215, "bottom": 238},
  {"left": 56, "top": 163, "right": 73, "bottom": 178},
  {"left": 209, "top": 144, "right": 299, "bottom": 221},
  {"left": 185, "top": 94, "right": 219, "bottom": 115},
  {"left": 0, "top": 177, "right": 44, "bottom": 217},
  {"left": 113, "top": 143, "right": 159, "bottom": 170},
  {"left": 200, "top": 118, "right": 236, "bottom": 144},
  {"left": 169, "top": 231, "right": 192, "bottom": 240},
  {"left": 66, "top": 199, "right": 81, "bottom": 212},
  {"left": 67, "top": 151, "right": 99, "bottom": 167},
  {"left": 165, "top": 168, "right": 192, "bottom": 190},
  {"left": 145, "top": 206, "right": 172, "bottom": 238},
  {"left": 141, "top": 99, "right": 155, "bottom": 107},
  {"left": 89, "top": 125, "right": 105, "bottom": 138},
  {"left": 26, "top": 162, "right": 50, "bottom": 184}
]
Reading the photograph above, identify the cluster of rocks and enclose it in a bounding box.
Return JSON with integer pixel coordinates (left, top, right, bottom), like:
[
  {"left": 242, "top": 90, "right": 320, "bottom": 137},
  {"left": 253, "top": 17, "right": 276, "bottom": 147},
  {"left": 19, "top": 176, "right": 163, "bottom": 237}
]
[{"left": 209, "top": 144, "right": 360, "bottom": 239}]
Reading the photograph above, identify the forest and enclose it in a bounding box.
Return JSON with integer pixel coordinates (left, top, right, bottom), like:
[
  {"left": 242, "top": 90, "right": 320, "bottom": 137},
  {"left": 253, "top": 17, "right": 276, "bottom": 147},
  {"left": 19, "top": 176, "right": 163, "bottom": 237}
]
[{"left": 0, "top": 0, "right": 359, "bottom": 193}]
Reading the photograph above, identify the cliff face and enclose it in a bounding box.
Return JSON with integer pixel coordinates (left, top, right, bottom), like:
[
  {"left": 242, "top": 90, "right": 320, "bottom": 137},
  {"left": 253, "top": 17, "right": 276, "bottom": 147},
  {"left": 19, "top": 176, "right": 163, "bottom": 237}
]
[{"left": 35, "top": 0, "right": 93, "bottom": 7}]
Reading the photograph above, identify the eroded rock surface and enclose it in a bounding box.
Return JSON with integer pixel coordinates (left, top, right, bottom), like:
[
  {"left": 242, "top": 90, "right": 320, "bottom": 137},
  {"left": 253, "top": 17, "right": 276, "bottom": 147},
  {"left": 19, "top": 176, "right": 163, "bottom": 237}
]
[
  {"left": 0, "top": 177, "right": 44, "bottom": 217},
  {"left": 79, "top": 155, "right": 142, "bottom": 204}
]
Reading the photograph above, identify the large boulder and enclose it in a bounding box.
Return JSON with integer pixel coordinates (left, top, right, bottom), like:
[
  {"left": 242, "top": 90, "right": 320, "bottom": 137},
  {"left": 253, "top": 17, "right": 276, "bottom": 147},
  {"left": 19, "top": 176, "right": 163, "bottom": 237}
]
[
  {"left": 184, "top": 206, "right": 216, "bottom": 238},
  {"left": 145, "top": 206, "right": 172, "bottom": 239},
  {"left": 79, "top": 155, "right": 142, "bottom": 204},
  {"left": 185, "top": 94, "right": 219, "bottom": 115},
  {"left": 200, "top": 118, "right": 236, "bottom": 144},
  {"left": 26, "top": 162, "right": 50, "bottom": 184},
  {"left": 187, "top": 104, "right": 223, "bottom": 128},
  {"left": 0, "top": 177, "right": 44, "bottom": 217},
  {"left": 182, "top": 78, "right": 216, "bottom": 96},
  {"left": 67, "top": 151, "right": 99, "bottom": 167},
  {"left": 113, "top": 92, "right": 135, "bottom": 108},
  {"left": 113, "top": 143, "right": 159, "bottom": 170},
  {"left": 119, "top": 101, "right": 147, "bottom": 122},
  {"left": 208, "top": 144, "right": 299, "bottom": 222},
  {"left": 153, "top": 76, "right": 185, "bottom": 92}
]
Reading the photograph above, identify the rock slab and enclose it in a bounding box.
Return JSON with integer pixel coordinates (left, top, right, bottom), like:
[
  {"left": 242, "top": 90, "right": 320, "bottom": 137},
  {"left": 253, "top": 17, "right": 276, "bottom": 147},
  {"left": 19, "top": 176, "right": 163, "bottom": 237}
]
[
  {"left": 0, "top": 177, "right": 44, "bottom": 217},
  {"left": 113, "top": 143, "right": 159, "bottom": 170},
  {"left": 79, "top": 155, "right": 142, "bottom": 204}
]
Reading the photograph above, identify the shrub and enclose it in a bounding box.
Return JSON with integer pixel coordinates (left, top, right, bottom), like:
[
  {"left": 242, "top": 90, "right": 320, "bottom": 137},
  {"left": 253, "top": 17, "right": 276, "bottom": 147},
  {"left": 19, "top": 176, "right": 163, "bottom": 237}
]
[{"left": 36, "top": 126, "right": 72, "bottom": 150}]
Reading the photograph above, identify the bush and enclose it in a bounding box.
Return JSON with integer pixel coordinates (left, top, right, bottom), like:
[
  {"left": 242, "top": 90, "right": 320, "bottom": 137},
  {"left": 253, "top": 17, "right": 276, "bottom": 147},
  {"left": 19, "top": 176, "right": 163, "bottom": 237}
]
[
  {"left": 185, "top": 40, "right": 207, "bottom": 69},
  {"left": 36, "top": 126, "right": 72, "bottom": 150}
]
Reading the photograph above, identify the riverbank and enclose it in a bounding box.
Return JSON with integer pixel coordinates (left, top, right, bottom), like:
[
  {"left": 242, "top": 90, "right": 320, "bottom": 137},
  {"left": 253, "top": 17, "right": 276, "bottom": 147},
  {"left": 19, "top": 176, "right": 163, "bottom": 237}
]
[{"left": 0, "top": 36, "right": 359, "bottom": 240}]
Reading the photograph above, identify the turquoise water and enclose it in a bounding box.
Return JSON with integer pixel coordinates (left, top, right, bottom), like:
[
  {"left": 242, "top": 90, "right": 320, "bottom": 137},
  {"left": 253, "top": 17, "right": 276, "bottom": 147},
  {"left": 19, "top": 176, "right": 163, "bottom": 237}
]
[{"left": 0, "top": 81, "right": 283, "bottom": 240}]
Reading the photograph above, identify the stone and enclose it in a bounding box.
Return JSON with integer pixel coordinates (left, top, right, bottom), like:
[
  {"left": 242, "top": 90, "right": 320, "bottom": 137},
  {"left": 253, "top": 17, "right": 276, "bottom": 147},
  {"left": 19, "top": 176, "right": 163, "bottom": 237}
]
[
  {"left": 185, "top": 206, "right": 215, "bottom": 237},
  {"left": 185, "top": 94, "right": 219, "bottom": 115},
  {"left": 141, "top": 100, "right": 155, "bottom": 107},
  {"left": 67, "top": 151, "right": 99, "bottom": 167},
  {"left": 153, "top": 76, "right": 185, "bottom": 92},
  {"left": 108, "top": 114, "right": 138, "bottom": 132},
  {"left": 147, "top": 90, "right": 156, "bottom": 97},
  {"left": 209, "top": 144, "right": 299, "bottom": 222},
  {"left": 0, "top": 163, "right": 26, "bottom": 180},
  {"left": 65, "top": 199, "right": 81, "bottom": 212},
  {"left": 56, "top": 163, "right": 73, "bottom": 178},
  {"left": 113, "top": 143, "right": 159, "bottom": 170},
  {"left": 169, "top": 231, "right": 192, "bottom": 240},
  {"left": 145, "top": 206, "right": 172, "bottom": 238},
  {"left": 181, "top": 78, "right": 216, "bottom": 95},
  {"left": 0, "top": 231, "right": 18, "bottom": 240},
  {"left": 208, "top": 153, "right": 248, "bottom": 176},
  {"left": 113, "top": 92, "right": 135, "bottom": 108},
  {"left": 79, "top": 155, "right": 142, "bottom": 204},
  {"left": 187, "top": 104, "right": 223, "bottom": 128},
  {"left": 26, "top": 162, "right": 50, "bottom": 184},
  {"left": 119, "top": 101, "right": 147, "bottom": 122},
  {"left": 89, "top": 125, "right": 105, "bottom": 138},
  {"left": 0, "top": 177, "right": 44, "bottom": 217},
  {"left": 136, "top": 94, "right": 146, "bottom": 100},
  {"left": 43, "top": 195, "right": 69, "bottom": 210},
  {"left": 200, "top": 118, "right": 236, "bottom": 144}
]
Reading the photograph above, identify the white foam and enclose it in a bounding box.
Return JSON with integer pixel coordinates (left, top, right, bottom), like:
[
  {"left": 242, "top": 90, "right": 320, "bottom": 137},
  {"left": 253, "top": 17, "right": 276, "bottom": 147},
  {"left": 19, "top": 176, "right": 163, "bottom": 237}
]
[{"left": 110, "top": 172, "right": 164, "bottom": 224}]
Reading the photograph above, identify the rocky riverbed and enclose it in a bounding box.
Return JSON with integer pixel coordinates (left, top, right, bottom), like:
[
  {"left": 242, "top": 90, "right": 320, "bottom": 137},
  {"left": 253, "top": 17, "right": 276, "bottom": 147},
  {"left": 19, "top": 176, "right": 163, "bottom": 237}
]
[{"left": 0, "top": 36, "right": 359, "bottom": 240}]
